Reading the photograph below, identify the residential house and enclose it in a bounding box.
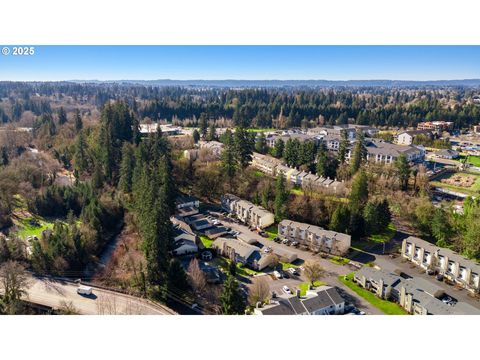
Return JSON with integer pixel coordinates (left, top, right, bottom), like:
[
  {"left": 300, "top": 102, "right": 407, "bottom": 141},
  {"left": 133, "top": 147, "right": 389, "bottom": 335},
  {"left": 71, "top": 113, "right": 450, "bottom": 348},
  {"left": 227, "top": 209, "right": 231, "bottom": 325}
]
[
  {"left": 172, "top": 227, "right": 198, "bottom": 256},
  {"left": 396, "top": 130, "right": 433, "bottom": 146},
  {"left": 278, "top": 220, "right": 351, "bottom": 255},
  {"left": 254, "top": 286, "right": 345, "bottom": 315},
  {"left": 401, "top": 236, "right": 480, "bottom": 293},
  {"left": 221, "top": 194, "right": 275, "bottom": 229},
  {"left": 212, "top": 237, "right": 271, "bottom": 270},
  {"left": 435, "top": 149, "right": 459, "bottom": 159},
  {"left": 175, "top": 194, "right": 200, "bottom": 217}
]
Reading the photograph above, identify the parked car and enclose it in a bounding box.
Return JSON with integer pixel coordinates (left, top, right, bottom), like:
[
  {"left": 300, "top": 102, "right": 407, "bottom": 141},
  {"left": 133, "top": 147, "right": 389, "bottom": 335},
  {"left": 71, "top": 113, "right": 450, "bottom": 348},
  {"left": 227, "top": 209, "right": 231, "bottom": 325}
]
[
  {"left": 201, "top": 251, "right": 213, "bottom": 261},
  {"left": 282, "top": 271, "right": 290, "bottom": 279},
  {"left": 259, "top": 231, "right": 268, "bottom": 238},
  {"left": 282, "top": 239, "right": 290, "bottom": 245},
  {"left": 282, "top": 285, "right": 291, "bottom": 294},
  {"left": 77, "top": 285, "right": 93, "bottom": 296},
  {"left": 287, "top": 268, "right": 299, "bottom": 276},
  {"left": 273, "top": 270, "right": 282, "bottom": 279},
  {"left": 291, "top": 241, "right": 299, "bottom": 247},
  {"left": 263, "top": 247, "right": 271, "bottom": 254},
  {"left": 426, "top": 269, "right": 435, "bottom": 275},
  {"left": 436, "top": 274, "right": 444, "bottom": 281}
]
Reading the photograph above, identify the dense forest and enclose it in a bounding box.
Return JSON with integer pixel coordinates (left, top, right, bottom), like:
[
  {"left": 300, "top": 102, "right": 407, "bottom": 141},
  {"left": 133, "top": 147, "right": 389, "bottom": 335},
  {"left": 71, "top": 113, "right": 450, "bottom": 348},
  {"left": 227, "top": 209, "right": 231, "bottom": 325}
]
[{"left": 1, "top": 82, "right": 480, "bottom": 129}]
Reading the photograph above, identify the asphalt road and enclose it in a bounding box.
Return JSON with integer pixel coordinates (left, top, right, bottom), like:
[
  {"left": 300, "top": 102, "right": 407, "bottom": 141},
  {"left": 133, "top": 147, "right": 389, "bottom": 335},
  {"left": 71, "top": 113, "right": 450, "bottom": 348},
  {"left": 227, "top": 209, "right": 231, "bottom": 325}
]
[{"left": 8, "top": 275, "right": 176, "bottom": 315}]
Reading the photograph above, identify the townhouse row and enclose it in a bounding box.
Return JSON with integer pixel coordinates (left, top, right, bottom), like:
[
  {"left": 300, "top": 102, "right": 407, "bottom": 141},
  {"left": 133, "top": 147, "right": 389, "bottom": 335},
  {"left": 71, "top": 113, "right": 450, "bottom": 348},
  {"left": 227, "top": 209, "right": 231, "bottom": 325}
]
[{"left": 401, "top": 236, "right": 480, "bottom": 293}]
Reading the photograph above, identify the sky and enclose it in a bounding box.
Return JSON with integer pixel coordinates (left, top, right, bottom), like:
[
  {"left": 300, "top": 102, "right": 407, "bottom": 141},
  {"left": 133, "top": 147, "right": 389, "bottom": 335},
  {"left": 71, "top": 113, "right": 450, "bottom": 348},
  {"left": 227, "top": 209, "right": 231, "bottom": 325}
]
[{"left": 1, "top": 46, "right": 480, "bottom": 81}]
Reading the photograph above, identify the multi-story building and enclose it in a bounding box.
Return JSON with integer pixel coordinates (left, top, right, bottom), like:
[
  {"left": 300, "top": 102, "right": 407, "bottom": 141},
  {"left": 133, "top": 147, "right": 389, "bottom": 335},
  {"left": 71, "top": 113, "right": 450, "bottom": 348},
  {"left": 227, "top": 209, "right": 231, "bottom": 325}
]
[
  {"left": 254, "top": 286, "right": 345, "bottom": 315},
  {"left": 221, "top": 194, "right": 275, "bottom": 229},
  {"left": 278, "top": 220, "right": 351, "bottom": 255},
  {"left": 346, "top": 139, "right": 425, "bottom": 164},
  {"left": 396, "top": 130, "right": 433, "bottom": 146},
  {"left": 212, "top": 237, "right": 271, "bottom": 271},
  {"left": 353, "top": 267, "right": 480, "bottom": 315},
  {"left": 401, "top": 236, "right": 480, "bottom": 293},
  {"left": 417, "top": 121, "right": 453, "bottom": 132}
]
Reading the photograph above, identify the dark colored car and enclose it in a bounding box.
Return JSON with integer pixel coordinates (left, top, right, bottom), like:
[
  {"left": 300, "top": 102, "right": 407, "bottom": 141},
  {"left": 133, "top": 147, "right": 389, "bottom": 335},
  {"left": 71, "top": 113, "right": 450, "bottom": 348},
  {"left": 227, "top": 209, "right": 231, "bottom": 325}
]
[{"left": 436, "top": 274, "right": 444, "bottom": 281}]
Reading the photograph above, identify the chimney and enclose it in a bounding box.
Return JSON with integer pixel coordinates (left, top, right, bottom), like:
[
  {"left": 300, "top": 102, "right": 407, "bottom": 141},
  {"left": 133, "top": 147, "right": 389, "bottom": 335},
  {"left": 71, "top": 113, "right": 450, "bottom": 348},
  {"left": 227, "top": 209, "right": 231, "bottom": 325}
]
[{"left": 296, "top": 289, "right": 301, "bottom": 298}]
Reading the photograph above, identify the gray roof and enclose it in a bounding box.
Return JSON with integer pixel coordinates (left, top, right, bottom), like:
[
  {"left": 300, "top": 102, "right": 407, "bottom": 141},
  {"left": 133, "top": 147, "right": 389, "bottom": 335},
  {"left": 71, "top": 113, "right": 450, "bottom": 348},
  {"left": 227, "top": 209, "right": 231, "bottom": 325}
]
[
  {"left": 212, "top": 237, "right": 260, "bottom": 259},
  {"left": 355, "top": 267, "right": 402, "bottom": 288},
  {"left": 405, "top": 236, "right": 480, "bottom": 274}
]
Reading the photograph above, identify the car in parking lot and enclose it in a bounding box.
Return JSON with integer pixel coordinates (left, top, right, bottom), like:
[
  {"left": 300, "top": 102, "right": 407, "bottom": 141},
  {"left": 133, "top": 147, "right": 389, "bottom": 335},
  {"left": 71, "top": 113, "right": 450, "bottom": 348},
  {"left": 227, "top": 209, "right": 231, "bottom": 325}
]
[
  {"left": 287, "top": 268, "right": 299, "bottom": 276},
  {"left": 263, "top": 247, "right": 272, "bottom": 254},
  {"left": 281, "top": 271, "right": 290, "bottom": 279},
  {"left": 436, "top": 274, "right": 444, "bottom": 281},
  {"left": 282, "top": 285, "right": 291, "bottom": 294},
  {"left": 282, "top": 239, "right": 290, "bottom": 245},
  {"left": 291, "top": 241, "right": 299, "bottom": 247},
  {"left": 426, "top": 269, "right": 435, "bottom": 275},
  {"left": 273, "top": 270, "right": 283, "bottom": 279}
]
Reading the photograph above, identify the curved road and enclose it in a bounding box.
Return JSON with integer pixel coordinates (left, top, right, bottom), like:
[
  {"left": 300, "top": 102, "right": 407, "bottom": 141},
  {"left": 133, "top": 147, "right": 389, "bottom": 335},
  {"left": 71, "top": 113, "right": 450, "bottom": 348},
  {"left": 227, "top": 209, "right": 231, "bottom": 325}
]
[{"left": 17, "top": 276, "right": 176, "bottom": 315}]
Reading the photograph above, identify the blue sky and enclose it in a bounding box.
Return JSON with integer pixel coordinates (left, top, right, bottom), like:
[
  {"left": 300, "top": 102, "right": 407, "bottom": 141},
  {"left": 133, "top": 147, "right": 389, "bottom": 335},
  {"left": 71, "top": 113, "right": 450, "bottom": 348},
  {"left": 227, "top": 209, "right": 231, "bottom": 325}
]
[{"left": 1, "top": 46, "right": 480, "bottom": 81}]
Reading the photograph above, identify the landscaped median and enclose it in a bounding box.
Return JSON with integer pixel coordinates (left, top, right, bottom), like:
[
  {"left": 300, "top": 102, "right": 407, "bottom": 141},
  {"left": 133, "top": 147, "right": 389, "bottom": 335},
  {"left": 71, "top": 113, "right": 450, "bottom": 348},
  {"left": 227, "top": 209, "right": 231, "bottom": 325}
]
[{"left": 338, "top": 273, "right": 407, "bottom": 315}]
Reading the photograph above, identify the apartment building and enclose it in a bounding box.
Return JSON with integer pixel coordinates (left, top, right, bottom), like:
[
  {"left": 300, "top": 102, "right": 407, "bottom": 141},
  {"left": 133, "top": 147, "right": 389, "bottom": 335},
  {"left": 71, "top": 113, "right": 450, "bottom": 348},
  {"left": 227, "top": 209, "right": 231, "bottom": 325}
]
[
  {"left": 254, "top": 286, "right": 345, "bottom": 315},
  {"left": 212, "top": 237, "right": 271, "bottom": 271},
  {"left": 396, "top": 130, "right": 433, "bottom": 146},
  {"left": 198, "top": 140, "right": 224, "bottom": 157},
  {"left": 353, "top": 267, "right": 480, "bottom": 314},
  {"left": 278, "top": 220, "right": 351, "bottom": 255},
  {"left": 417, "top": 121, "right": 453, "bottom": 132},
  {"left": 346, "top": 139, "right": 424, "bottom": 164},
  {"left": 401, "top": 236, "right": 480, "bottom": 293},
  {"left": 221, "top": 194, "right": 275, "bottom": 229}
]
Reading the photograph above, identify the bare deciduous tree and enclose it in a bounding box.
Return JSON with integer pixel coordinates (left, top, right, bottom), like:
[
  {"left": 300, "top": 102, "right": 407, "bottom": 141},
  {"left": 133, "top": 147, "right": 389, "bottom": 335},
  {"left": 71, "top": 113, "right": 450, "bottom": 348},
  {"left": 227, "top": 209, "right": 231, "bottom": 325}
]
[
  {"left": 57, "top": 300, "right": 79, "bottom": 315},
  {"left": 0, "top": 261, "right": 30, "bottom": 314},
  {"left": 248, "top": 277, "right": 270, "bottom": 306},
  {"left": 303, "top": 260, "right": 324, "bottom": 287},
  {"left": 188, "top": 258, "right": 207, "bottom": 296}
]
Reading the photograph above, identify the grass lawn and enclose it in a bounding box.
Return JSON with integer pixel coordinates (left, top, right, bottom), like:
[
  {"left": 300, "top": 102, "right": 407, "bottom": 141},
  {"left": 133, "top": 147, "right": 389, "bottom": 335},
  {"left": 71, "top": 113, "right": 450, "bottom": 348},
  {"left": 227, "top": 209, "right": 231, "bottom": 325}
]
[
  {"left": 467, "top": 155, "right": 480, "bottom": 167},
  {"left": 368, "top": 223, "right": 396, "bottom": 243},
  {"left": 247, "top": 128, "right": 275, "bottom": 133},
  {"left": 265, "top": 224, "right": 278, "bottom": 240},
  {"left": 252, "top": 170, "right": 265, "bottom": 177},
  {"left": 199, "top": 235, "right": 214, "bottom": 249},
  {"left": 329, "top": 255, "right": 350, "bottom": 265},
  {"left": 339, "top": 273, "right": 407, "bottom": 315},
  {"left": 280, "top": 261, "right": 299, "bottom": 270},
  {"left": 298, "top": 281, "right": 326, "bottom": 296},
  {"left": 13, "top": 216, "right": 56, "bottom": 240},
  {"left": 210, "top": 256, "right": 260, "bottom": 277}
]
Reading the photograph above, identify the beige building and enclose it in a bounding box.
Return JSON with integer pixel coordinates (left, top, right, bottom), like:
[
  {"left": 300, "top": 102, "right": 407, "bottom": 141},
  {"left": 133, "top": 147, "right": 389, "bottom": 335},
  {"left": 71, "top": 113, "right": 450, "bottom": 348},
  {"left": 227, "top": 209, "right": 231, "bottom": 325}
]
[
  {"left": 221, "top": 194, "right": 275, "bottom": 229},
  {"left": 278, "top": 220, "right": 351, "bottom": 255},
  {"left": 401, "top": 236, "right": 480, "bottom": 293}
]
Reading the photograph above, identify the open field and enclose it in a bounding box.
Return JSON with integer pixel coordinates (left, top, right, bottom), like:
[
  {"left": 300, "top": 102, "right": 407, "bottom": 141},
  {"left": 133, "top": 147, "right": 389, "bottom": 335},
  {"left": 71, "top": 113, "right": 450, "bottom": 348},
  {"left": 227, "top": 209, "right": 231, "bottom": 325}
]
[
  {"left": 339, "top": 273, "right": 407, "bottom": 315},
  {"left": 430, "top": 171, "right": 480, "bottom": 196}
]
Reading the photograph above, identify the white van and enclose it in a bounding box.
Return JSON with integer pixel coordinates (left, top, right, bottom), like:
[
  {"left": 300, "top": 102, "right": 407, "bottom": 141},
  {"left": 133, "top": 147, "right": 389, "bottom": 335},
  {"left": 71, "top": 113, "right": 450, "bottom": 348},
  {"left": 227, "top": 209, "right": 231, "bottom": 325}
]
[{"left": 77, "top": 285, "right": 93, "bottom": 296}]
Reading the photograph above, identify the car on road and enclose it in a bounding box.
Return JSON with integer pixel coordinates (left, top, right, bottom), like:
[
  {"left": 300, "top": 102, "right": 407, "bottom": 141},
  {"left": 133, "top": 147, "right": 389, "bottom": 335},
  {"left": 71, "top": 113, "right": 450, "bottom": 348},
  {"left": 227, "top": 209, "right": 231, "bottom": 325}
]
[
  {"left": 273, "top": 270, "right": 283, "bottom": 279},
  {"left": 282, "top": 285, "right": 291, "bottom": 294},
  {"left": 77, "top": 285, "right": 93, "bottom": 296}
]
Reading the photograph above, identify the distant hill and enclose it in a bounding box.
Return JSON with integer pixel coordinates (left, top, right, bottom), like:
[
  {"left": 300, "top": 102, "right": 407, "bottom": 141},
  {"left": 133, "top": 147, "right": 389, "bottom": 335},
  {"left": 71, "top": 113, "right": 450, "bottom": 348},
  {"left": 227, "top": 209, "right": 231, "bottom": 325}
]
[{"left": 69, "top": 79, "right": 480, "bottom": 88}]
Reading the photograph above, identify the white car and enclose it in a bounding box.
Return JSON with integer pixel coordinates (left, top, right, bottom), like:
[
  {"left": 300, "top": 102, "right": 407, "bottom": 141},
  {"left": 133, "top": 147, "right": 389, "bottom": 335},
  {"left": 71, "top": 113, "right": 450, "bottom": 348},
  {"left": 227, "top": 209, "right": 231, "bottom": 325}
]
[
  {"left": 77, "top": 285, "right": 93, "bottom": 296},
  {"left": 282, "top": 285, "right": 291, "bottom": 294},
  {"left": 287, "top": 268, "right": 298, "bottom": 275},
  {"left": 273, "top": 271, "right": 282, "bottom": 279}
]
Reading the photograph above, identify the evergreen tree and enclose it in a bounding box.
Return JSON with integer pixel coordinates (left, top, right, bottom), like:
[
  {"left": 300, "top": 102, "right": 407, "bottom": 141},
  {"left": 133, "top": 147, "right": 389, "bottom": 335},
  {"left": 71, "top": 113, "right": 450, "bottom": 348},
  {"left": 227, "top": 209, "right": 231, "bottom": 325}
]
[
  {"left": 58, "top": 107, "right": 67, "bottom": 125},
  {"left": 364, "top": 199, "right": 391, "bottom": 235},
  {"left": 206, "top": 123, "right": 217, "bottom": 141},
  {"left": 167, "top": 258, "right": 190, "bottom": 295},
  {"left": 233, "top": 127, "right": 253, "bottom": 168},
  {"left": 337, "top": 129, "right": 349, "bottom": 164},
  {"left": 316, "top": 143, "right": 328, "bottom": 177},
  {"left": 349, "top": 170, "right": 369, "bottom": 213},
  {"left": 220, "top": 275, "right": 246, "bottom": 315},
  {"left": 192, "top": 129, "right": 200, "bottom": 144},
  {"left": 394, "top": 153, "right": 410, "bottom": 191},
  {"left": 350, "top": 131, "right": 366, "bottom": 175},
  {"left": 199, "top": 113, "right": 208, "bottom": 139},
  {"left": 329, "top": 205, "right": 351, "bottom": 234},
  {"left": 274, "top": 175, "right": 288, "bottom": 222},
  {"left": 254, "top": 133, "right": 267, "bottom": 154},
  {"left": 221, "top": 129, "right": 237, "bottom": 187},
  {"left": 119, "top": 142, "right": 135, "bottom": 193},
  {"left": 273, "top": 138, "right": 284, "bottom": 158},
  {"left": 73, "top": 131, "right": 88, "bottom": 173},
  {"left": 74, "top": 108, "right": 83, "bottom": 133},
  {"left": 0, "top": 147, "right": 8, "bottom": 167}
]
